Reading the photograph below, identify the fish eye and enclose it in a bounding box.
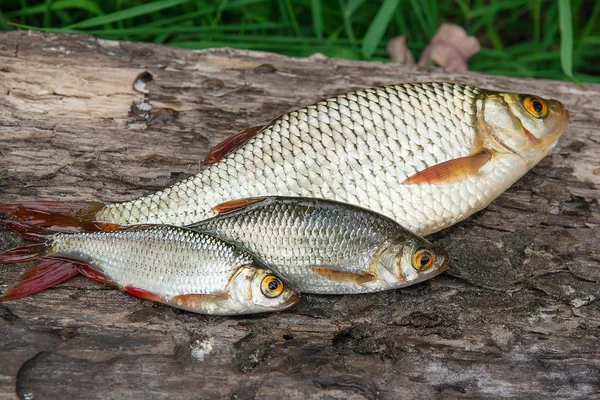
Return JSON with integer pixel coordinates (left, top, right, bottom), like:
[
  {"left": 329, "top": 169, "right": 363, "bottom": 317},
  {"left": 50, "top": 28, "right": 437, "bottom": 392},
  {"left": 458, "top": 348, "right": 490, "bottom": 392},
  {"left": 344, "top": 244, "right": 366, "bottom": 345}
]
[
  {"left": 261, "top": 275, "right": 284, "bottom": 298},
  {"left": 412, "top": 249, "right": 434, "bottom": 271},
  {"left": 522, "top": 95, "right": 549, "bottom": 119}
]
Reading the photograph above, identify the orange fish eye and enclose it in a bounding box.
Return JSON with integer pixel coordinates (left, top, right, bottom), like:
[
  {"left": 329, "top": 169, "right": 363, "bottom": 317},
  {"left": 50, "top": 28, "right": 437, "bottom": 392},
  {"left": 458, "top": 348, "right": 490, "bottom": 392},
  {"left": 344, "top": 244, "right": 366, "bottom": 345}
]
[
  {"left": 522, "top": 96, "right": 549, "bottom": 119},
  {"left": 412, "top": 249, "right": 435, "bottom": 271},
  {"left": 261, "top": 275, "right": 284, "bottom": 298}
]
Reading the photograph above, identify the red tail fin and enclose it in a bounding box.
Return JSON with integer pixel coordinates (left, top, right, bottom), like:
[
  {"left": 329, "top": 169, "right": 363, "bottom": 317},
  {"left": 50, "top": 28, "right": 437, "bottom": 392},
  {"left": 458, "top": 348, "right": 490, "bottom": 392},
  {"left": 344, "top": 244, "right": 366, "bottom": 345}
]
[
  {"left": 0, "top": 243, "right": 45, "bottom": 263},
  {"left": 0, "top": 201, "right": 107, "bottom": 233},
  {"left": 4, "top": 220, "right": 53, "bottom": 241},
  {"left": 0, "top": 257, "right": 82, "bottom": 300}
]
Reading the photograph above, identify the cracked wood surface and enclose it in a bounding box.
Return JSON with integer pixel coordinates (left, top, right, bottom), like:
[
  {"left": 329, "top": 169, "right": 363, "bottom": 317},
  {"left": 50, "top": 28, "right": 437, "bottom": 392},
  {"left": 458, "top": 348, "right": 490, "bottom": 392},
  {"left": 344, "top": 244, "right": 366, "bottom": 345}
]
[{"left": 0, "top": 31, "right": 599, "bottom": 400}]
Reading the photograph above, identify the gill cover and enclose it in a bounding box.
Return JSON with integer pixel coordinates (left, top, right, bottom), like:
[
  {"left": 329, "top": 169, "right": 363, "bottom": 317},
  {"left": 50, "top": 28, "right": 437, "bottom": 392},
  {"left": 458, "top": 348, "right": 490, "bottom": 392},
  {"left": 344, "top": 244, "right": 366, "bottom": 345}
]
[{"left": 479, "top": 91, "right": 569, "bottom": 166}]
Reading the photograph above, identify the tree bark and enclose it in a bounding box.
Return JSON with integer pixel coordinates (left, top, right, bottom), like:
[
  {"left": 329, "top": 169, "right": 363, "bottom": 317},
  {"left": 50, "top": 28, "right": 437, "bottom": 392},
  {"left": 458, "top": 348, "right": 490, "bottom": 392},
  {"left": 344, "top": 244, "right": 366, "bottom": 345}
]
[{"left": 0, "top": 31, "right": 599, "bottom": 399}]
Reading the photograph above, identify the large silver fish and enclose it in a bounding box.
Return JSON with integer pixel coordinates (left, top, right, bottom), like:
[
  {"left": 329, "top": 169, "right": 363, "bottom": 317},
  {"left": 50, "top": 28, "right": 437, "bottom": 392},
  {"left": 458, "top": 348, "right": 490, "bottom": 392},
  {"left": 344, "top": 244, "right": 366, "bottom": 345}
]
[
  {"left": 0, "top": 82, "right": 569, "bottom": 236},
  {"left": 191, "top": 197, "right": 449, "bottom": 294},
  {"left": 0, "top": 225, "right": 299, "bottom": 315}
]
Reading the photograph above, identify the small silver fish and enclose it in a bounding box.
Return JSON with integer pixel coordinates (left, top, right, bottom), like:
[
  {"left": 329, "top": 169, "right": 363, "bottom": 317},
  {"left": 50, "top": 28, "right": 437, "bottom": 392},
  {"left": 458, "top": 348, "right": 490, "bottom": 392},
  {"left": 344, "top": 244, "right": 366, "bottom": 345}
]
[
  {"left": 191, "top": 197, "right": 450, "bottom": 294},
  {"left": 0, "top": 225, "right": 299, "bottom": 315}
]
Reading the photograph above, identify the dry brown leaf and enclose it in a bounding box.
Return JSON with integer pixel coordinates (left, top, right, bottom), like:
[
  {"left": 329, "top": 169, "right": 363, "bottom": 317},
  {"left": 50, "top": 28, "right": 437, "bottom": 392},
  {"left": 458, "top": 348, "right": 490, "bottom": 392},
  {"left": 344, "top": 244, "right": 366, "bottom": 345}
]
[
  {"left": 386, "top": 35, "right": 415, "bottom": 65},
  {"left": 418, "top": 23, "right": 480, "bottom": 71}
]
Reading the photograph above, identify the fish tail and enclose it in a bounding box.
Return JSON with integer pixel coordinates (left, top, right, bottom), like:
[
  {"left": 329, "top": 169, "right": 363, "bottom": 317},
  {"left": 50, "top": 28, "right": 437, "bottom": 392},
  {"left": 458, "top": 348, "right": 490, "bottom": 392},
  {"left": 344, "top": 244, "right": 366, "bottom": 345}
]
[
  {"left": 0, "top": 226, "right": 73, "bottom": 300},
  {"left": 3, "top": 220, "right": 54, "bottom": 241},
  {"left": 0, "top": 257, "right": 82, "bottom": 300},
  {"left": 0, "top": 201, "right": 108, "bottom": 233},
  {"left": 0, "top": 243, "right": 46, "bottom": 263}
]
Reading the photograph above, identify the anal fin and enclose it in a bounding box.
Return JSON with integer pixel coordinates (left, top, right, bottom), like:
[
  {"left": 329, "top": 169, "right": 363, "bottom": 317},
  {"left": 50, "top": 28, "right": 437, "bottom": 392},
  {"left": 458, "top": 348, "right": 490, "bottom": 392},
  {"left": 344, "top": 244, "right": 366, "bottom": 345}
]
[
  {"left": 312, "top": 267, "right": 375, "bottom": 286},
  {"left": 124, "top": 285, "right": 162, "bottom": 302},
  {"left": 403, "top": 150, "right": 493, "bottom": 184},
  {"left": 78, "top": 266, "right": 117, "bottom": 286}
]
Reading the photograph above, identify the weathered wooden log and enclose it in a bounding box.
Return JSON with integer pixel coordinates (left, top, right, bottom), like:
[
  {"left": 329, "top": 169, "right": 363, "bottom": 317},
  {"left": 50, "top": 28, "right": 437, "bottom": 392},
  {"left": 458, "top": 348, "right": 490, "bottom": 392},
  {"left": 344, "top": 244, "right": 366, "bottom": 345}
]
[{"left": 0, "top": 30, "right": 599, "bottom": 399}]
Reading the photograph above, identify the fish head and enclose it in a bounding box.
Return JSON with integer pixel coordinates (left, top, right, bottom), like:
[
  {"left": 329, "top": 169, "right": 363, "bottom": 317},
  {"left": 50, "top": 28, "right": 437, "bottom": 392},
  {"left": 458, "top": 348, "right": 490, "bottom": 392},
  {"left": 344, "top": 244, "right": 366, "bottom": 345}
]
[
  {"left": 375, "top": 235, "right": 449, "bottom": 288},
  {"left": 227, "top": 265, "right": 300, "bottom": 314},
  {"left": 480, "top": 91, "right": 569, "bottom": 167}
]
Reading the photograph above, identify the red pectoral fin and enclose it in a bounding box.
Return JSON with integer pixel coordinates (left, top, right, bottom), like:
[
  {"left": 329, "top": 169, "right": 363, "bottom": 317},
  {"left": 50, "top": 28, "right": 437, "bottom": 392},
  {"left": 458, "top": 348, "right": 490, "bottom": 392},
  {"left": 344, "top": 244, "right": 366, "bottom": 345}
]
[
  {"left": 0, "top": 201, "right": 106, "bottom": 233},
  {"left": 204, "top": 121, "right": 271, "bottom": 164},
  {"left": 0, "top": 257, "right": 81, "bottom": 300},
  {"left": 403, "top": 150, "right": 493, "bottom": 184},
  {"left": 212, "top": 197, "right": 268, "bottom": 213},
  {"left": 172, "top": 292, "right": 230, "bottom": 308},
  {"left": 312, "top": 267, "right": 375, "bottom": 286}
]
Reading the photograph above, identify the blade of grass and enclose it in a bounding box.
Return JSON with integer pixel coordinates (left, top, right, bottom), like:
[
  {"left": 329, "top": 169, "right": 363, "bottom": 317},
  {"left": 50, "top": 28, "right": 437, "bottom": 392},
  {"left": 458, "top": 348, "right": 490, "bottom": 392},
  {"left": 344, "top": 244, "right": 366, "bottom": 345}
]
[
  {"left": 407, "top": 0, "right": 432, "bottom": 37},
  {"left": 0, "top": 11, "right": 12, "bottom": 30},
  {"left": 581, "top": 36, "right": 600, "bottom": 45},
  {"left": 467, "top": 0, "right": 532, "bottom": 18},
  {"left": 540, "top": 1, "right": 558, "bottom": 51},
  {"left": 393, "top": 6, "right": 407, "bottom": 34},
  {"left": 284, "top": 0, "right": 301, "bottom": 36},
  {"left": 18, "top": 0, "right": 28, "bottom": 25},
  {"left": 457, "top": 0, "right": 469, "bottom": 16},
  {"left": 43, "top": 0, "right": 51, "bottom": 28},
  {"left": 576, "top": 1, "right": 600, "bottom": 51},
  {"left": 311, "top": 0, "right": 323, "bottom": 39},
  {"left": 362, "top": 0, "right": 399, "bottom": 58},
  {"left": 345, "top": 0, "right": 366, "bottom": 16},
  {"left": 9, "top": 0, "right": 104, "bottom": 17},
  {"left": 532, "top": 0, "right": 540, "bottom": 52},
  {"left": 64, "top": 0, "right": 190, "bottom": 29},
  {"left": 84, "top": 22, "right": 290, "bottom": 36},
  {"left": 115, "top": 0, "right": 124, "bottom": 31},
  {"left": 211, "top": 0, "right": 228, "bottom": 26},
  {"left": 428, "top": 0, "right": 439, "bottom": 33},
  {"left": 558, "top": 0, "right": 578, "bottom": 82},
  {"left": 8, "top": 22, "right": 79, "bottom": 33},
  {"left": 339, "top": 0, "right": 357, "bottom": 44}
]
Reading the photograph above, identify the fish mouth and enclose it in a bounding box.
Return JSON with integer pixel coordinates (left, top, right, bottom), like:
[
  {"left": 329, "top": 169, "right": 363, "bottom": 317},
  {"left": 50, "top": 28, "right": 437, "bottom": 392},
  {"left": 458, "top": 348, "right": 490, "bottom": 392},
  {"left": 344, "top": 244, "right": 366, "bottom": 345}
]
[
  {"left": 281, "top": 294, "right": 301, "bottom": 309},
  {"left": 534, "top": 100, "right": 570, "bottom": 143}
]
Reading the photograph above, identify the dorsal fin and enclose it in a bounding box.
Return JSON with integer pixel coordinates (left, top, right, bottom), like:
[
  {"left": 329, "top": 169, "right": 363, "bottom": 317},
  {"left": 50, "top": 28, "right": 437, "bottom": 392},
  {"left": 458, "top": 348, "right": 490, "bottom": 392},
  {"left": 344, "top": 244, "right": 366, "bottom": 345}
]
[
  {"left": 212, "top": 197, "right": 269, "bottom": 213},
  {"left": 402, "top": 150, "right": 493, "bottom": 184},
  {"left": 204, "top": 120, "right": 272, "bottom": 164}
]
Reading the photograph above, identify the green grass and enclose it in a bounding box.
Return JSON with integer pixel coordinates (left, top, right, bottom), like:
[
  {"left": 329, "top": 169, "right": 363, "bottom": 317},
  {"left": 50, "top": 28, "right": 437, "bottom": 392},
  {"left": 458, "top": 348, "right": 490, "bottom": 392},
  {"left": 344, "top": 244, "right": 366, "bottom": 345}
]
[{"left": 1, "top": 0, "right": 598, "bottom": 82}]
